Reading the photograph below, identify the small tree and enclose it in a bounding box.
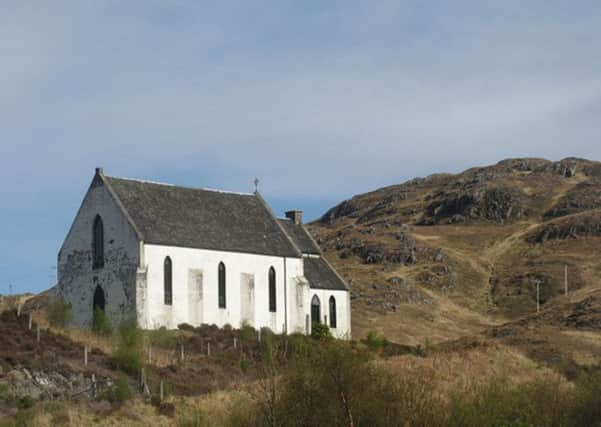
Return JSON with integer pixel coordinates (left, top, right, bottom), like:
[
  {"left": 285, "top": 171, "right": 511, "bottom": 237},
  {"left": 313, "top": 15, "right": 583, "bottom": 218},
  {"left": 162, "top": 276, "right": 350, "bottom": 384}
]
[
  {"left": 92, "top": 308, "right": 112, "bottom": 336},
  {"left": 47, "top": 298, "right": 73, "bottom": 328},
  {"left": 311, "top": 322, "right": 332, "bottom": 340},
  {"left": 109, "top": 317, "right": 144, "bottom": 375}
]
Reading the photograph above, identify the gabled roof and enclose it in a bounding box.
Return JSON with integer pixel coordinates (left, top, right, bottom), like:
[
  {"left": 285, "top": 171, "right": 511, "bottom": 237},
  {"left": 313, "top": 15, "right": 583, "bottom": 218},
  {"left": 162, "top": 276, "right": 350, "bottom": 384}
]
[
  {"left": 303, "top": 257, "right": 349, "bottom": 291},
  {"left": 101, "top": 174, "right": 301, "bottom": 258},
  {"left": 277, "top": 219, "right": 321, "bottom": 255}
]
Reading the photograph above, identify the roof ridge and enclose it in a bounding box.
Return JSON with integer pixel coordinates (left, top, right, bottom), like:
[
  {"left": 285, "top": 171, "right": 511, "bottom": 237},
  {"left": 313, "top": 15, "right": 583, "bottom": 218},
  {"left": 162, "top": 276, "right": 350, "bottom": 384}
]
[{"left": 105, "top": 175, "right": 255, "bottom": 196}]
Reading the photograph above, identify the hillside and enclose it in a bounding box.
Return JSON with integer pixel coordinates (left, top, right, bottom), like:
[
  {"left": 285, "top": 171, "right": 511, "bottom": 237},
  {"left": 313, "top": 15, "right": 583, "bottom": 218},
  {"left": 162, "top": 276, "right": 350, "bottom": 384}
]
[{"left": 308, "top": 157, "right": 601, "bottom": 345}]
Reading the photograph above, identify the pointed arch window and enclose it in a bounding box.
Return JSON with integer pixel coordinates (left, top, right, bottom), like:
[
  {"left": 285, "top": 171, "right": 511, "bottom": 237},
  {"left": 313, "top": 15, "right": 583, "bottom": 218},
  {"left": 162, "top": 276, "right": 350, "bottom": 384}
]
[
  {"left": 218, "top": 262, "right": 226, "bottom": 308},
  {"left": 329, "top": 296, "right": 337, "bottom": 328},
  {"left": 268, "top": 267, "right": 276, "bottom": 312},
  {"left": 311, "top": 295, "right": 321, "bottom": 325},
  {"left": 93, "top": 215, "right": 104, "bottom": 269},
  {"left": 164, "top": 256, "right": 173, "bottom": 305}
]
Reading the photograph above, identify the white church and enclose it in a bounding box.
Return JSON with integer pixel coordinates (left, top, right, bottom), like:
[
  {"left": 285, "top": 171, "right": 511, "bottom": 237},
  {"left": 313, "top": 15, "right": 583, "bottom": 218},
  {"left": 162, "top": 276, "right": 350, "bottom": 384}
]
[{"left": 57, "top": 168, "right": 351, "bottom": 338}]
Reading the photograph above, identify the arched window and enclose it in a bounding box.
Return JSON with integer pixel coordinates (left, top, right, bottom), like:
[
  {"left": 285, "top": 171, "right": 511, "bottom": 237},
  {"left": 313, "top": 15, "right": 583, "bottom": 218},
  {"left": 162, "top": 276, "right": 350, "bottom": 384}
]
[
  {"left": 311, "top": 295, "right": 321, "bottom": 325},
  {"left": 93, "top": 215, "right": 104, "bottom": 269},
  {"left": 329, "top": 296, "right": 337, "bottom": 328},
  {"left": 268, "top": 267, "right": 276, "bottom": 312},
  {"left": 164, "top": 257, "right": 172, "bottom": 305},
  {"left": 218, "top": 262, "right": 226, "bottom": 308}
]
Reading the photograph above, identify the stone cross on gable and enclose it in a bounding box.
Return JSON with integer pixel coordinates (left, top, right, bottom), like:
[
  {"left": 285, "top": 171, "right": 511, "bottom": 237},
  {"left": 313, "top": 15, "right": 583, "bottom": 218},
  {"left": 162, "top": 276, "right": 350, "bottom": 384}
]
[{"left": 254, "top": 177, "right": 260, "bottom": 193}]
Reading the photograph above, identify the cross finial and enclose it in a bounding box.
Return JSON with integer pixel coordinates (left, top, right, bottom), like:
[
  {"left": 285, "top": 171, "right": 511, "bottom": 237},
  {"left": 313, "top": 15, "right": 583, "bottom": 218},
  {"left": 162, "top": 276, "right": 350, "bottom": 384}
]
[{"left": 254, "top": 177, "right": 260, "bottom": 193}]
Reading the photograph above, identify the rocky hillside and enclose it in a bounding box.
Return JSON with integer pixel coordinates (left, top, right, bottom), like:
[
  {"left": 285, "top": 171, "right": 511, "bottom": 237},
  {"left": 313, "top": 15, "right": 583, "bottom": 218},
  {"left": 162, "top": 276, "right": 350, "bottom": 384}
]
[{"left": 308, "top": 158, "right": 601, "bottom": 344}]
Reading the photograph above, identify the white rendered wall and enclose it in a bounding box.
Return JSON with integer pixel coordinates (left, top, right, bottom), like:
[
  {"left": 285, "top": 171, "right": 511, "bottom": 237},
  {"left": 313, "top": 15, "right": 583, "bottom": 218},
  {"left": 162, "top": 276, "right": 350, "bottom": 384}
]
[
  {"left": 307, "top": 288, "right": 351, "bottom": 339},
  {"left": 142, "top": 244, "right": 305, "bottom": 333},
  {"left": 57, "top": 177, "right": 140, "bottom": 328}
]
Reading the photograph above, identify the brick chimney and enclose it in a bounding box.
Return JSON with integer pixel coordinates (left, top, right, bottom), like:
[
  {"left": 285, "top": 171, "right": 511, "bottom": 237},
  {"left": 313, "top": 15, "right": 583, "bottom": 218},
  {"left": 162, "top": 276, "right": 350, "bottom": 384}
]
[{"left": 285, "top": 210, "right": 303, "bottom": 225}]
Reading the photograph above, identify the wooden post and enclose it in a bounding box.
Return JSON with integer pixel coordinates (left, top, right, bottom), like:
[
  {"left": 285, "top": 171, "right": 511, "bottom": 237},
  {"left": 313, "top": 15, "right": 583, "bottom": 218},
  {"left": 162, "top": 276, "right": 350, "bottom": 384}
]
[
  {"left": 84, "top": 346, "right": 88, "bottom": 367},
  {"left": 28, "top": 313, "right": 32, "bottom": 330},
  {"left": 536, "top": 282, "right": 540, "bottom": 313},
  {"left": 233, "top": 337, "right": 237, "bottom": 349},
  {"left": 17, "top": 303, "right": 21, "bottom": 317},
  {"left": 148, "top": 346, "right": 152, "bottom": 364},
  {"left": 565, "top": 265, "right": 568, "bottom": 296},
  {"left": 160, "top": 380, "right": 164, "bottom": 402},
  {"left": 207, "top": 342, "right": 211, "bottom": 357},
  {"left": 140, "top": 368, "right": 146, "bottom": 392},
  {"left": 36, "top": 325, "right": 40, "bottom": 343},
  {"left": 258, "top": 329, "right": 261, "bottom": 342},
  {"left": 91, "top": 374, "right": 97, "bottom": 398}
]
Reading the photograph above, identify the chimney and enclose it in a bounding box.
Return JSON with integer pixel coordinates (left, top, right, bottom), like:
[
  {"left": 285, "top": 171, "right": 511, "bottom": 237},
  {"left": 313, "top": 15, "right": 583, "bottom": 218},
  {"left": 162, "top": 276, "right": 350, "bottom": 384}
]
[
  {"left": 285, "top": 210, "right": 303, "bottom": 225},
  {"left": 95, "top": 167, "right": 104, "bottom": 175}
]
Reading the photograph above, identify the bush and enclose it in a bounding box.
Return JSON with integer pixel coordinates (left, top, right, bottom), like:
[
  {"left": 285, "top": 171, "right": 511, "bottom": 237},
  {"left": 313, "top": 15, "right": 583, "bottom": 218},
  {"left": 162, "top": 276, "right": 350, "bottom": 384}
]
[
  {"left": 46, "top": 298, "right": 72, "bottom": 328},
  {"left": 92, "top": 308, "right": 112, "bottom": 336},
  {"left": 99, "top": 371, "right": 132, "bottom": 404},
  {"left": 109, "top": 318, "right": 144, "bottom": 375},
  {"left": 147, "top": 327, "right": 178, "bottom": 349},
  {"left": 176, "top": 402, "right": 203, "bottom": 427},
  {"left": 177, "top": 323, "right": 195, "bottom": 332},
  {"left": 364, "top": 331, "right": 388, "bottom": 352},
  {"left": 239, "top": 322, "right": 256, "bottom": 342},
  {"left": 310, "top": 322, "right": 332, "bottom": 340}
]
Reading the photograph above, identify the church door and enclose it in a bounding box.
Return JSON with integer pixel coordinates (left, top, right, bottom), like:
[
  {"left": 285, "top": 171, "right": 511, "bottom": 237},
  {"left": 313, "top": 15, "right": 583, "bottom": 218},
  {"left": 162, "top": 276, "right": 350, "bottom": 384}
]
[
  {"left": 311, "top": 295, "right": 321, "bottom": 325},
  {"left": 93, "top": 285, "right": 105, "bottom": 312},
  {"left": 240, "top": 273, "right": 255, "bottom": 326}
]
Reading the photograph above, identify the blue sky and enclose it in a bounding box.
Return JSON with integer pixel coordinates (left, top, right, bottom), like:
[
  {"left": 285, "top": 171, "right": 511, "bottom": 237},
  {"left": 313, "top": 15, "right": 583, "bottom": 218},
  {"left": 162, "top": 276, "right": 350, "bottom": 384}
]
[{"left": 2, "top": 1, "right": 601, "bottom": 294}]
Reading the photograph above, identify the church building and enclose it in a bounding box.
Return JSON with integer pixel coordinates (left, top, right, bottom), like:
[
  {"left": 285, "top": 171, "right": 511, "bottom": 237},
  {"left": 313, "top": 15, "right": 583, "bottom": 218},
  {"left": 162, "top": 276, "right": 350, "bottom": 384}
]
[{"left": 57, "top": 168, "right": 351, "bottom": 338}]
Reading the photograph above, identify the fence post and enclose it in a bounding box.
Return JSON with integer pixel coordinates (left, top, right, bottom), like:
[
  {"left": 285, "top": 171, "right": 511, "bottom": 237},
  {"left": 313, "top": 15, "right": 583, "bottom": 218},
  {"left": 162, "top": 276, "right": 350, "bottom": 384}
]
[
  {"left": 84, "top": 346, "right": 88, "bottom": 367},
  {"left": 140, "top": 368, "right": 146, "bottom": 393},
  {"left": 207, "top": 342, "right": 211, "bottom": 357},
  {"left": 148, "top": 346, "right": 152, "bottom": 364},
  {"left": 180, "top": 344, "right": 185, "bottom": 362},
  {"left": 160, "top": 380, "right": 164, "bottom": 402},
  {"left": 91, "top": 374, "right": 97, "bottom": 398},
  {"left": 36, "top": 325, "right": 40, "bottom": 343},
  {"left": 28, "top": 313, "right": 32, "bottom": 330},
  {"left": 233, "top": 337, "right": 237, "bottom": 349}
]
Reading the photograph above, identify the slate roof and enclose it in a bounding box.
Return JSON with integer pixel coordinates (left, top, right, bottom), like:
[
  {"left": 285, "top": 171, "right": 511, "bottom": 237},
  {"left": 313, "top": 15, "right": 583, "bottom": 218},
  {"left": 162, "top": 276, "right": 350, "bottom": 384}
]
[
  {"left": 303, "top": 257, "right": 349, "bottom": 291},
  {"left": 103, "top": 175, "right": 301, "bottom": 258},
  {"left": 277, "top": 219, "right": 321, "bottom": 255}
]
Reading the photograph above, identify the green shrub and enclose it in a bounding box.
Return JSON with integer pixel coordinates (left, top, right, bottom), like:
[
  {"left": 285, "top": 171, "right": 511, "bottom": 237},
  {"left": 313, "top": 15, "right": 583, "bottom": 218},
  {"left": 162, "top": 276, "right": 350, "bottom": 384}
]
[
  {"left": 239, "top": 322, "right": 256, "bottom": 342},
  {"left": 109, "top": 318, "right": 144, "bottom": 375},
  {"left": 364, "top": 331, "right": 388, "bottom": 352},
  {"left": 46, "top": 298, "right": 72, "bottom": 328},
  {"left": 176, "top": 402, "right": 203, "bottom": 427},
  {"left": 310, "top": 322, "right": 332, "bottom": 340},
  {"left": 99, "top": 371, "right": 132, "bottom": 404},
  {"left": 147, "top": 326, "right": 177, "bottom": 349},
  {"left": 92, "top": 308, "right": 112, "bottom": 336},
  {"left": 177, "top": 323, "right": 195, "bottom": 332}
]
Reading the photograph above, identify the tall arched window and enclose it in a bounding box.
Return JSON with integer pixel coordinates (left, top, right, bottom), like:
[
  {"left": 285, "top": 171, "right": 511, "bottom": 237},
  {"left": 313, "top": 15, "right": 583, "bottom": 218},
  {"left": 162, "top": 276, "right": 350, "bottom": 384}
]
[
  {"left": 164, "top": 257, "right": 172, "bottom": 305},
  {"left": 268, "top": 267, "right": 276, "bottom": 312},
  {"left": 93, "top": 215, "right": 104, "bottom": 269},
  {"left": 311, "top": 295, "right": 321, "bottom": 325},
  {"left": 329, "top": 296, "right": 337, "bottom": 328},
  {"left": 218, "top": 262, "right": 226, "bottom": 308}
]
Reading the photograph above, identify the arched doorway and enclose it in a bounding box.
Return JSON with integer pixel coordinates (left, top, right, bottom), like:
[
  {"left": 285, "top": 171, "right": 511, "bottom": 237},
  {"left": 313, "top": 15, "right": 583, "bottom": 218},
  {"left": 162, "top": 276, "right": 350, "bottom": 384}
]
[
  {"left": 311, "top": 295, "right": 321, "bottom": 325},
  {"left": 93, "top": 285, "right": 105, "bottom": 312}
]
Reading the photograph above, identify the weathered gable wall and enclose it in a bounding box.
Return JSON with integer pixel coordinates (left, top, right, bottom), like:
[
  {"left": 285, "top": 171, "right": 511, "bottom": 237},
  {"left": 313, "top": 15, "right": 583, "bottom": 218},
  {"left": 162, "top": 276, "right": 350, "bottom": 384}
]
[{"left": 58, "top": 175, "right": 140, "bottom": 328}]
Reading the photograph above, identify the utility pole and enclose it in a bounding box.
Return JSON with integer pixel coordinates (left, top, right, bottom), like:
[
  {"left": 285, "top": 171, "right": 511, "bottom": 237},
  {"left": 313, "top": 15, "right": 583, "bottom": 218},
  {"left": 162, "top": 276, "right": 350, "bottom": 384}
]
[{"left": 564, "top": 265, "right": 568, "bottom": 297}]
